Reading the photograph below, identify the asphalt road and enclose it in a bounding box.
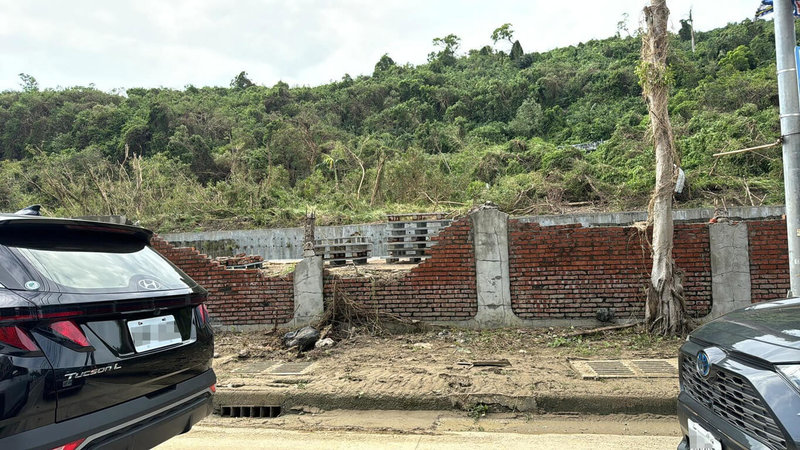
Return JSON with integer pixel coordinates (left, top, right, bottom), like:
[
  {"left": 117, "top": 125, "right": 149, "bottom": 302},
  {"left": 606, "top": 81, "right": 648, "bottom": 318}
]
[{"left": 157, "top": 410, "right": 682, "bottom": 450}]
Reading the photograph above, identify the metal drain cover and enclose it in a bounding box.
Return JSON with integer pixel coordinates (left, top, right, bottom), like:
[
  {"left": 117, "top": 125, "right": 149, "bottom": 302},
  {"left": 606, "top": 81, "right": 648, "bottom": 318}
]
[
  {"left": 570, "top": 359, "right": 678, "bottom": 379},
  {"left": 231, "top": 361, "right": 279, "bottom": 373},
  {"left": 270, "top": 362, "right": 314, "bottom": 375},
  {"left": 585, "top": 361, "right": 635, "bottom": 376},
  {"left": 630, "top": 359, "right": 678, "bottom": 375}
]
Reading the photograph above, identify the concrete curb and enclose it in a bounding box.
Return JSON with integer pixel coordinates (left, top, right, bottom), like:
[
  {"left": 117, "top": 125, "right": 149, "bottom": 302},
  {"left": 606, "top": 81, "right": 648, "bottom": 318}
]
[{"left": 214, "top": 388, "right": 678, "bottom": 416}]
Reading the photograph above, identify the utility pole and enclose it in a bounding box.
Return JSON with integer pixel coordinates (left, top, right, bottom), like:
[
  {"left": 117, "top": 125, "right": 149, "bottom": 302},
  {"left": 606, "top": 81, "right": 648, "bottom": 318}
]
[
  {"left": 689, "top": 8, "right": 695, "bottom": 53},
  {"left": 774, "top": 0, "right": 800, "bottom": 297}
]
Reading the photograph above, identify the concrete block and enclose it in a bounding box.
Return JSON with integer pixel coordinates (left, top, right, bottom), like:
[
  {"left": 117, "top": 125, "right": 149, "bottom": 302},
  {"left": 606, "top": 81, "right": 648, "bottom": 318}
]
[
  {"left": 288, "top": 256, "right": 324, "bottom": 327},
  {"left": 470, "top": 206, "right": 515, "bottom": 327},
  {"left": 709, "top": 222, "right": 751, "bottom": 318}
]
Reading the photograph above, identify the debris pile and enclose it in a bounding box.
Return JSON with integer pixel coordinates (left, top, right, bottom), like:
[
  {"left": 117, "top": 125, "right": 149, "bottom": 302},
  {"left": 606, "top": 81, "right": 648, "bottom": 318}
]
[
  {"left": 314, "top": 283, "right": 424, "bottom": 339},
  {"left": 215, "top": 253, "right": 264, "bottom": 269},
  {"left": 283, "top": 326, "right": 321, "bottom": 352}
]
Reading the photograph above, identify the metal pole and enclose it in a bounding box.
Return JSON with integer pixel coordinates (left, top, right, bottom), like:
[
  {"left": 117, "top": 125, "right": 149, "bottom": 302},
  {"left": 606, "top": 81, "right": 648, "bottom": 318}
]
[{"left": 774, "top": 0, "right": 800, "bottom": 297}]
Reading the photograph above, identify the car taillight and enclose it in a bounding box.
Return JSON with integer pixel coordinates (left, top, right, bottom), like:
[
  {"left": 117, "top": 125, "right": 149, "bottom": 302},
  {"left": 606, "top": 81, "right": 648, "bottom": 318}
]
[
  {"left": 52, "top": 438, "right": 85, "bottom": 450},
  {"left": 0, "top": 306, "right": 38, "bottom": 324},
  {"left": 50, "top": 321, "right": 92, "bottom": 348},
  {"left": 0, "top": 325, "right": 39, "bottom": 352},
  {"left": 197, "top": 304, "right": 209, "bottom": 325},
  {"left": 210, "top": 383, "right": 216, "bottom": 393}
]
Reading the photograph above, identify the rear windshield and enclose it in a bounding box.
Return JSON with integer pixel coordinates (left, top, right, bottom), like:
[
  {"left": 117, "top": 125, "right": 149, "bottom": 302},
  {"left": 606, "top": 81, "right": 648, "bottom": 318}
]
[
  {"left": 1, "top": 225, "right": 195, "bottom": 294},
  {"left": 15, "top": 246, "right": 193, "bottom": 293}
]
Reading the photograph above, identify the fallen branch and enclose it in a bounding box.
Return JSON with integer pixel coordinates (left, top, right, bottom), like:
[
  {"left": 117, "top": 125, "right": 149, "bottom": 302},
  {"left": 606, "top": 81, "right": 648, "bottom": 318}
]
[
  {"left": 420, "top": 190, "right": 467, "bottom": 206},
  {"left": 314, "top": 280, "right": 419, "bottom": 337},
  {"left": 712, "top": 139, "right": 780, "bottom": 157},
  {"left": 562, "top": 321, "right": 640, "bottom": 338}
]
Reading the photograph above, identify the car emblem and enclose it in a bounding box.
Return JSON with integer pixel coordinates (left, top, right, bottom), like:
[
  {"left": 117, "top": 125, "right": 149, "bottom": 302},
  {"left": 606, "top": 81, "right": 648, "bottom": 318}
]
[
  {"left": 696, "top": 351, "right": 711, "bottom": 377},
  {"left": 137, "top": 279, "right": 162, "bottom": 290}
]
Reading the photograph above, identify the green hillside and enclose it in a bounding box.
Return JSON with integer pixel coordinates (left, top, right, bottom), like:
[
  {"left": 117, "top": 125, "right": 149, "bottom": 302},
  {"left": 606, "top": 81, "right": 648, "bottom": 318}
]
[{"left": 0, "top": 18, "right": 785, "bottom": 231}]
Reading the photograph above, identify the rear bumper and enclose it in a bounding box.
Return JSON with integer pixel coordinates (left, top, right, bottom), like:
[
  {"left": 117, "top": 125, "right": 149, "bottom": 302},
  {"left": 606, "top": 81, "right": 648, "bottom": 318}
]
[{"left": 1, "top": 369, "right": 215, "bottom": 450}]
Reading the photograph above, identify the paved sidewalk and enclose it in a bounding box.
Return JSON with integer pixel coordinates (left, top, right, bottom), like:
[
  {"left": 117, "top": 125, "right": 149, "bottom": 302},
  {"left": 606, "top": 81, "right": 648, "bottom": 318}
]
[{"left": 158, "top": 411, "right": 682, "bottom": 450}]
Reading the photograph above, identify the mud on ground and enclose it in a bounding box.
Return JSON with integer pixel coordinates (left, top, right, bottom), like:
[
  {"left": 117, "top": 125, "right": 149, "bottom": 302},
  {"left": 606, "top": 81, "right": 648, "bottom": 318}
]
[{"left": 213, "top": 326, "right": 683, "bottom": 413}]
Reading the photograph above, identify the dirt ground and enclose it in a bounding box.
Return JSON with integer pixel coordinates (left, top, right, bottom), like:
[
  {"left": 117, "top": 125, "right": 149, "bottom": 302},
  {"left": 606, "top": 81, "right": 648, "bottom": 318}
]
[{"left": 213, "top": 325, "right": 684, "bottom": 413}]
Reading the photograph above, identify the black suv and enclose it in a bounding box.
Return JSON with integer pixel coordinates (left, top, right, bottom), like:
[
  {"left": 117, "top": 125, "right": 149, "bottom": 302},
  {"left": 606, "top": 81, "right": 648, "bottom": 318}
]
[
  {"left": 678, "top": 297, "right": 800, "bottom": 450},
  {"left": 0, "top": 214, "right": 215, "bottom": 449}
]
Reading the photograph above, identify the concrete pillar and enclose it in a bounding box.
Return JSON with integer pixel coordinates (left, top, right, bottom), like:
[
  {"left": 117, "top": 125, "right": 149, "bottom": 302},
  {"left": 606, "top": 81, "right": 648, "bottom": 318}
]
[
  {"left": 288, "top": 256, "right": 324, "bottom": 327},
  {"left": 708, "top": 222, "right": 751, "bottom": 318},
  {"left": 470, "top": 206, "right": 515, "bottom": 327}
]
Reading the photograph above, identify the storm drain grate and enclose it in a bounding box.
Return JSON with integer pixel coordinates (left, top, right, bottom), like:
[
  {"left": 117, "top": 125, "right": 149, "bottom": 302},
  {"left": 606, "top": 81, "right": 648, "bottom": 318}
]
[
  {"left": 231, "top": 361, "right": 279, "bottom": 374},
  {"left": 586, "top": 361, "right": 635, "bottom": 376},
  {"left": 270, "top": 362, "right": 313, "bottom": 375},
  {"left": 570, "top": 359, "right": 678, "bottom": 379},
  {"left": 630, "top": 359, "right": 678, "bottom": 375},
  {"left": 220, "top": 405, "right": 283, "bottom": 418}
]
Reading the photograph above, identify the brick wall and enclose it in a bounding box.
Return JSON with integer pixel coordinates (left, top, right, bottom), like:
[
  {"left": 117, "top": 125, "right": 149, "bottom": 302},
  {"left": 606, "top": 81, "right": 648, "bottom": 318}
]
[
  {"left": 748, "top": 219, "right": 791, "bottom": 302},
  {"left": 508, "top": 221, "right": 712, "bottom": 320},
  {"left": 673, "top": 225, "right": 713, "bottom": 314},
  {"left": 151, "top": 216, "right": 788, "bottom": 327},
  {"left": 324, "top": 217, "right": 478, "bottom": 320},
  {"left": 151, "top": 236, "right": 294, "bottom": 325}
]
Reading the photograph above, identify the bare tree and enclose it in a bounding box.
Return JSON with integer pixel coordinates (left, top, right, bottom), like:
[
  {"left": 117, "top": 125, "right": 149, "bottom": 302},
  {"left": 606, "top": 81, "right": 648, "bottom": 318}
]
[{"left": 640, "top": 0, "right": 688, "bottom": 335}]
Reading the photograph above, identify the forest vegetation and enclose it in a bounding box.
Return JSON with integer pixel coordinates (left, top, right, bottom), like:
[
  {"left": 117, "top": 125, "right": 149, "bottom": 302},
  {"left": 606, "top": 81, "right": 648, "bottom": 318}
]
[{"left": 0, "top": 18, "right": 785, "bottom": 231}]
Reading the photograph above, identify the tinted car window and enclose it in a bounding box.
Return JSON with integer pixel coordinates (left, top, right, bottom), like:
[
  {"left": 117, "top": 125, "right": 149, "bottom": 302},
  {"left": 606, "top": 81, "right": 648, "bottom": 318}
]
[
  {"left": 0, "top": 222, "right": 195, "bottom": 294},
  {"left": 15, "top": 245, "right": 191, "bottom": 293},
  {"left": 0, "top": 245, "right": 30, "bottom": 290}
]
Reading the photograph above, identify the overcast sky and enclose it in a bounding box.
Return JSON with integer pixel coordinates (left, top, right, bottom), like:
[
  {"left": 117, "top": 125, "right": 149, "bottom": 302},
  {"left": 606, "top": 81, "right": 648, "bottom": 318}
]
[{"left": 0, "top": 1, "right": 764, "bottom": 92}]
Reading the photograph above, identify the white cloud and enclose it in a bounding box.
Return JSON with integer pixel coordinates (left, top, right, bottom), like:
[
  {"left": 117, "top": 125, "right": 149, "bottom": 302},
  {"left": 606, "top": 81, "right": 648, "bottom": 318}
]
[{"left": 0, "top": 0, "right": 763, "bottom": 92}]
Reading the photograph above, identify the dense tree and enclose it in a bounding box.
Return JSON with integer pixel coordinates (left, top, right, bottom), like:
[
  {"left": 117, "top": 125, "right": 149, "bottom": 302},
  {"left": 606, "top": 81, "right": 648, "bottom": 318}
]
[
  {"left": 429, "top": 34, "right": 461, "bottom": 66},
  {"left": 491, "top": 23, "right": 514, "bottom": 45},
  {"left": 18, "top": 73, "right": 39, "bottom": 93},
  {"left": 510, "top": 41, "right": 524, "bottom": 61},
  {"left": 373, "top": 54, "right": 396, "bottom": 77},
  {"left": 0, "top": 18, "right": 784, "bottom": 235},
  {"left": 230, "top": 71, "right": 255, "bottom": 90}
]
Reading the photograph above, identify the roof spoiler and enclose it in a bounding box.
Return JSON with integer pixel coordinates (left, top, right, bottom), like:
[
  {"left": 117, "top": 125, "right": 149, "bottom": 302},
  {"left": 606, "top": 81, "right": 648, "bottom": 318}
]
[{"left": 14, "top": 205, "right": 41, "bottom": 216}]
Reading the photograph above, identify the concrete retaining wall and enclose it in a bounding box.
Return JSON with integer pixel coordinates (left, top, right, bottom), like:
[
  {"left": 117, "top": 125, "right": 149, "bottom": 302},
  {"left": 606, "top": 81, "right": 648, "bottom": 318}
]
[{"left": 162, "top": 224, "right": 388, "bottom": 260}]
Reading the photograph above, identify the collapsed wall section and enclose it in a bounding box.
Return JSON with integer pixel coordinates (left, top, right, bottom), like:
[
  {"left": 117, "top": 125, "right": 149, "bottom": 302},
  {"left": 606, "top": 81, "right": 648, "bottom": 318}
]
[
  {"left": 323, "top": 218, "right": 478, "bottom": 320},
  {"left": 151, "top": 236, "right": 294, "bottom": 325},
  {"left": 508, "top": 221, "right": 712, "bottom": 320},
  {"left": 748, "top": 219, "right": 791, "bottom": 302}
]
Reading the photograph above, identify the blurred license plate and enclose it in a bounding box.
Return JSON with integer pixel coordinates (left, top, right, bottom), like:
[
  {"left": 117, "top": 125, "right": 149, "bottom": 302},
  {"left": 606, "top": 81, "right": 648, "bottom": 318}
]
[
  {"left": 688, "top": 419, "right": 722, "bottom": 450},
  {"left": 127, "top": 315, "right": 182, "bottom": 352}
]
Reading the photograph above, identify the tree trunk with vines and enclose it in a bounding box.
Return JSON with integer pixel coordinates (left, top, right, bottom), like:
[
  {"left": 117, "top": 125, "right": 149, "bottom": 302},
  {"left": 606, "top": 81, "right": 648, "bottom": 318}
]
[{"left": 641, "top": 0, "right": 688, "bottom": 335}]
